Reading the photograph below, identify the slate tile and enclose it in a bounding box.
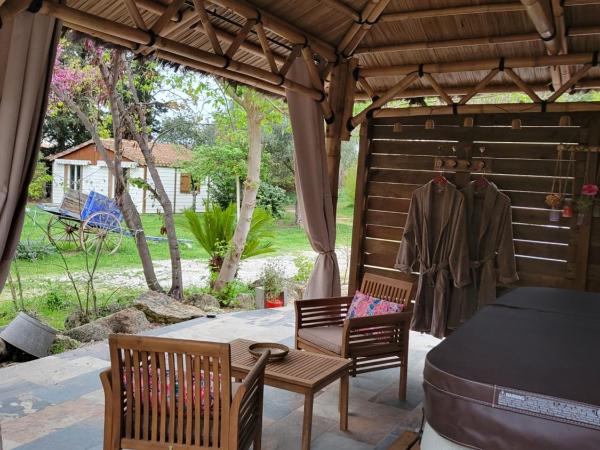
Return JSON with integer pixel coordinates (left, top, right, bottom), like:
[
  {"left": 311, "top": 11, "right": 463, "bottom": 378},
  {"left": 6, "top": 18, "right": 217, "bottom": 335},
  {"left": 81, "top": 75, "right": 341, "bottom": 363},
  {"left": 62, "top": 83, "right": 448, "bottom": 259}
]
[{"left": 12, "top": 420, "right": 103, "bottom": 450}]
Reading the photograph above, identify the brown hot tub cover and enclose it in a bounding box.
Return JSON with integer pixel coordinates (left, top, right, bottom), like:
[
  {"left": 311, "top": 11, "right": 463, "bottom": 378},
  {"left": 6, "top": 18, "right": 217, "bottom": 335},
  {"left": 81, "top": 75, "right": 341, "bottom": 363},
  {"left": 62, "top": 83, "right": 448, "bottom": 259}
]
[{"left": 424, "top": 287, "right": 600, "bottom": 450}]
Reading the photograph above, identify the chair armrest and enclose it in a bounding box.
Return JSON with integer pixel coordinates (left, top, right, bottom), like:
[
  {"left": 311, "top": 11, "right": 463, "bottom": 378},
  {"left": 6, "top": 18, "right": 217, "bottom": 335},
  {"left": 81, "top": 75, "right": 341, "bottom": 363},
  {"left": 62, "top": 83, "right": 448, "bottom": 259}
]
[
  {"left": 100, "top": 368, "right": 112, "bottom": 395},
  {"left": 342, "top": 312, "right": 413, "bottom": 358},
  {"left": 295, "top": 296, "right": 353, "bottom": 330}
]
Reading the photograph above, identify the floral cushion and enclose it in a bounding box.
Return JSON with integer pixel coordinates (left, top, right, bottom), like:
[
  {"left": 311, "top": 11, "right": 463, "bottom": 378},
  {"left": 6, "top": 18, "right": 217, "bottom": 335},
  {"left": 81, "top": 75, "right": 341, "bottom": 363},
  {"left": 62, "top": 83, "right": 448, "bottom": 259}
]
[{"left": 347, "top": 291, "right": 403, "bottom": 319}]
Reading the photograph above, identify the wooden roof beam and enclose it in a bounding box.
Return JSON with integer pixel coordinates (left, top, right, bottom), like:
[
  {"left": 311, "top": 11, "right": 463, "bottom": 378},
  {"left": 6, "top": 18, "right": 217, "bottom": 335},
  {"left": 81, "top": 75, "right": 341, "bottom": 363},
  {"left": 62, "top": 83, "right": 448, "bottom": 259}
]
[
  {"left": 134, "top": 0, "right": 286, "bottom": 65},
  {"left": 354, "top": 78, "right": 600, "bottom": 100},
  {"left": 301, "top": 47, "right": 334, "bottom": 122},
  {"left": 338, "top": 0, "right": 391, "bottom": 57},
  {"left": 520, "top": 0, "right": 566, "bottom": 89},
  {"left": 503, "top": 67, "right": 542, "bottom": 102},
  {"left": 192, "top": 0, "right": 224, "bottom": 55},
  {"left": 317, "top": 0, "right": 360, "bottom": 21},
  {"left": 38, "top": 1, "right": 324, "bottom": 101},
  {"left": 355, "top": 26, "right": 600, "bottom": 55},
  {"left": 206, "top": 0, "right": 338, "bottom": 61},
  {"left": 379, "top": 2, "right": 526, "bottom": 22},
  {"left": 151, "top": 0, "right": 185, "bottom": 35},
  {"left": 123, "top": 0, "right": 147, "bottom": 30},
  {"left": 359, "top": 53, "right": 600, "bottom": 78}
]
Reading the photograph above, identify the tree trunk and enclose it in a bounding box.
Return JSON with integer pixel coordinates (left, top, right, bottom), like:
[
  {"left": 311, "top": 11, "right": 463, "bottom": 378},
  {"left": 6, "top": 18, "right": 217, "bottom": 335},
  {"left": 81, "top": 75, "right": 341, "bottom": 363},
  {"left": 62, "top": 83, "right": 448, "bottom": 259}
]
[
  {"left": 214, "top": 106, "right": 262, "bottom": 291},
  {"left": 121, "top": 61, "right": 184, "bottom": 300},
  {"left": 52, "top": 85, "right": 163, "bottom": 293}
]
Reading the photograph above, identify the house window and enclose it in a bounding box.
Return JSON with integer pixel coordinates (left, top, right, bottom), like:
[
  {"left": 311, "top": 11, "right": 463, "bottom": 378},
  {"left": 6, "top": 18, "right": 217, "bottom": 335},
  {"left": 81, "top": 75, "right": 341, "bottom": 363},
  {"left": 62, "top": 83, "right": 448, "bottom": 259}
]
[
  {"left": 180, "top": 173, "right": 192, "bottom": 193},
  {"left": 67, "top": 165, "right": 82, "bottom": 191}
]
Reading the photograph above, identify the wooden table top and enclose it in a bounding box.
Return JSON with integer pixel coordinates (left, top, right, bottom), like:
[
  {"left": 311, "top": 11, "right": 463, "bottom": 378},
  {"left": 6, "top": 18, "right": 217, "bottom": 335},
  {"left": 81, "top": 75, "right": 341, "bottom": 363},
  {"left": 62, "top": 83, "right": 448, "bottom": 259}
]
[{"left": 230, "top": 338, "right": 351, "bottom": 389}]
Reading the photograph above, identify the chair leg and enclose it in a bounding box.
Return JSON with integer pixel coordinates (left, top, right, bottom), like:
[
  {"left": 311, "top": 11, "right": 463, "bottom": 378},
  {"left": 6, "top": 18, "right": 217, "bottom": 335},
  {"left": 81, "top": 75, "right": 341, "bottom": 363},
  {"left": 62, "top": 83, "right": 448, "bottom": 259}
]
[{"left": 399, "top": 354, "right": 408, "bottom": 401}]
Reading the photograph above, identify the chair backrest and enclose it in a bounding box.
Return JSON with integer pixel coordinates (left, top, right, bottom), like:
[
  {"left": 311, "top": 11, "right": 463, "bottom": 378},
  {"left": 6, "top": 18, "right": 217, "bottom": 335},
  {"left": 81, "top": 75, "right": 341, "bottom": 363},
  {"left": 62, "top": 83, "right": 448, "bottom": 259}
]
[
  {"left": 360, "top": 273, "right": 415, "bottom": 309},
  {"left": 108, "top": 334, "right": 232, "bottom": 449},
  {"left": 229, "top": 351, "right": 269, "bottom": 450}
]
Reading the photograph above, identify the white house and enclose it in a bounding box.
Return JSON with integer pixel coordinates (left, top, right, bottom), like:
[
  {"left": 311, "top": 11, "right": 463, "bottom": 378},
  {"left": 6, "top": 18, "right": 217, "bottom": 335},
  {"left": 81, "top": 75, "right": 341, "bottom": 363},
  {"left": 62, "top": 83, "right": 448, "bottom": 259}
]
[{"left": 48, "top": 139, "right": 206, "bottom": 213}]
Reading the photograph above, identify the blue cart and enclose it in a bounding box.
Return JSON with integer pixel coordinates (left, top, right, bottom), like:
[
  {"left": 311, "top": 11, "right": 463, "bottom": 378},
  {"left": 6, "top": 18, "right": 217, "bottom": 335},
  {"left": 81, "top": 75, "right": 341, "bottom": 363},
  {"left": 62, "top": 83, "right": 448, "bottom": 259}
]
[{"left": 41, "top": 189, "right": 124, "bottom": 255}]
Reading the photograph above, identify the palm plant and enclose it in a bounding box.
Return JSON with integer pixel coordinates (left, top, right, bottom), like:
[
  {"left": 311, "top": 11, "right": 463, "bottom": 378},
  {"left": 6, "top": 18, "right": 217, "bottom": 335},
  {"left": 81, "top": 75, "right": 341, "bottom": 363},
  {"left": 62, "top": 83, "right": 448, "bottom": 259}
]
[{"left": 185, "top": 203, "right": 276, "bottom": 274}]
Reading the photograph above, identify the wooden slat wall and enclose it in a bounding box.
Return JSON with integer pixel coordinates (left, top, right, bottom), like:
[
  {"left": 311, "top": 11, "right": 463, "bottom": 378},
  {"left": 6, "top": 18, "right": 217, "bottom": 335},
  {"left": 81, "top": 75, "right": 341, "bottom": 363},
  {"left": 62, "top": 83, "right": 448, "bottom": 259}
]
[{"left": 349, "top": 113, "right": 600, "bottom": 293}]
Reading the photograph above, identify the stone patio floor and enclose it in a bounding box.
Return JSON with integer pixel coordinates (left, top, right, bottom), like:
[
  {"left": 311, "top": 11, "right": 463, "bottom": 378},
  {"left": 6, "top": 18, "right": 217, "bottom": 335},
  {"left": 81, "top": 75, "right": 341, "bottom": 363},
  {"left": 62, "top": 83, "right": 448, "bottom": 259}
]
[{"left": 0, "top": 306, "right": 439, "bottom": 450}]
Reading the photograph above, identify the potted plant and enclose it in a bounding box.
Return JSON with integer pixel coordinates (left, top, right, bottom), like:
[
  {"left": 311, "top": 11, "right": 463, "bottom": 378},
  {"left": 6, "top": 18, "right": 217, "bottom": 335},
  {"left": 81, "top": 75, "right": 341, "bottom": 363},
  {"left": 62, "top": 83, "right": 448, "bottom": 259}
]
[
  {"left": 255, "top": 261, "right": 288, "bottom": 309},
  {"left": 575, "top": 184, "right": 599, "bottom": 225}
]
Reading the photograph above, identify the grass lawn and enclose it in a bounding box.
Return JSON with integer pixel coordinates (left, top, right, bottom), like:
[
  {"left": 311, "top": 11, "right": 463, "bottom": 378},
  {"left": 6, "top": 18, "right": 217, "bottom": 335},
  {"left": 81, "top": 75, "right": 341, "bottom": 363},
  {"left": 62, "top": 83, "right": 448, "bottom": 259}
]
[{"left": 0, "top": 199, "right": 355, "bottom": 329}]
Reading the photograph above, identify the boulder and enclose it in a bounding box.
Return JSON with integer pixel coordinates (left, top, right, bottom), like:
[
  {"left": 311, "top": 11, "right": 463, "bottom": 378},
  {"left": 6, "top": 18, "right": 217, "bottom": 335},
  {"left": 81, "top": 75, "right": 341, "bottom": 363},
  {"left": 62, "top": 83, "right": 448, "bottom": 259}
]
[
  {"left": 65, "top": 322, "right": 111, "bottom": 343},
  {"left": 236, "top": 293, "right": 255, "bottom": 309},
  {"left": 187, "top": 293, "right": 220, "bottom": 311},
  {"left": 64, "top": 311, "right": 90, "bottom": 330},
  {"left": 134, "top": 291, "right": 204, "bottom": 324},
  {"left": 50, "top": 335, "right": 80, "bottom": 354},
  {"left": 101, "top": 308, "right": 150, "bottom": 334}
]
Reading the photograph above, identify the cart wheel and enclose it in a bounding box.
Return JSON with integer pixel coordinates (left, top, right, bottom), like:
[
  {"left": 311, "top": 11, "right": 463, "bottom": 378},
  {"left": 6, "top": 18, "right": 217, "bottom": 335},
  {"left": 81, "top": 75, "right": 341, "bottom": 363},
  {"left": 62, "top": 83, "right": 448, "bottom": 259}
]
[
  {"left": 80, "top": 212, "right": 123, "bottom": 255},
  {"left": 47, "top": 216, "right": 80, "bottom": 250}
]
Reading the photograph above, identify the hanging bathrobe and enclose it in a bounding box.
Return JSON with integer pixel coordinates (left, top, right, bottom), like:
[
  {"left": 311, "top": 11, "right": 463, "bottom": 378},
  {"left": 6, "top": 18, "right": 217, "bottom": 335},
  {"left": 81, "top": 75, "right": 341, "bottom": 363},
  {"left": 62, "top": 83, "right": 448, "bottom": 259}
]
[
  {"left": 447, "top": 181, "right": 519, "bottom": 330},
  {"left": 395, "top": 180, "right": 471, "bottom": 338}
]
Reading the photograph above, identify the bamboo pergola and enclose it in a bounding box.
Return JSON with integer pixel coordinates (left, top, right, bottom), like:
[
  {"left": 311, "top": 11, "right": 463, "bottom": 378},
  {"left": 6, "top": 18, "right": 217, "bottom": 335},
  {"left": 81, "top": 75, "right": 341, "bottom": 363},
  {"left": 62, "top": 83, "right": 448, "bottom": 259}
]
[{"left": 2, "top": 0, "right": 600, "bottom": 208}]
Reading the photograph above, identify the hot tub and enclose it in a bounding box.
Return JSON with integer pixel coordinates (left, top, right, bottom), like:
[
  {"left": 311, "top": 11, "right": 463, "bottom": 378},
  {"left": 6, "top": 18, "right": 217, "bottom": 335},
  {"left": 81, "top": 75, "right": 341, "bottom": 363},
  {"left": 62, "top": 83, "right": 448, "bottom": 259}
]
[{"left": 422, "top": 287, "right": 600, "bottom": 450}]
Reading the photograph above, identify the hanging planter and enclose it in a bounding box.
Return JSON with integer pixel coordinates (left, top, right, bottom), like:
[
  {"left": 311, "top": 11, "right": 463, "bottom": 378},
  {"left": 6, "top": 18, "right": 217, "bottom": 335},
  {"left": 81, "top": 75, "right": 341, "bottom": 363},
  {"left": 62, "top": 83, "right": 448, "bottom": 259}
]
[{"left": 575, "top": 184, "right": 598, "bottom": 226}]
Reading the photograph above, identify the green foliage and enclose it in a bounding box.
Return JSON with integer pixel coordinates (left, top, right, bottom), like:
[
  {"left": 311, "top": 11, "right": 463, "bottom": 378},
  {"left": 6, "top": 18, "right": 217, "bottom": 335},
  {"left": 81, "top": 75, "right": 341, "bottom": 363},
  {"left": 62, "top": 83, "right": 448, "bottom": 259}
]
[
  {"left": 184, "top": 203, "right": 276, "bottom": 272},
  {"left": 263, "top": 120, "right": 295, "bottom": 191},
  {"left": 257, "top": 183, "right": 287, "bottom": 219},
  {"left": 28, "top": 160, "right": 52, "bottom": 200},
  {"left": 15, "top": 239, "right": 54, "bottom": 261},
  {"left": 343, "top": 164, "right": 357, "bottom": 204},
  {"left": 44, "top": 288, "right": 69, "bottom": 311},
  {"left": 259, "top": 261, "right": 287, "bottom": 299},
  {"left": 212, "top": 279, "right": 253, "bottom": 307},
  {"left": 293, "top": 256, "right": 314, "bottom": 283}
]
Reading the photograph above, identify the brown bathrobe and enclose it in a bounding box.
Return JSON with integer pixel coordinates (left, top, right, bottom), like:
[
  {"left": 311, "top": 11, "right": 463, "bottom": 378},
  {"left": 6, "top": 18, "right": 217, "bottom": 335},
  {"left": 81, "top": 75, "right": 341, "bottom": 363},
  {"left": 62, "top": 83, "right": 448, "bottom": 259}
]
[
  {"left": 395, "top": 180, "right": 471, "bottom": 338},
  {"left": 447, "top": 181, "right": 519, "bottom": 330}
]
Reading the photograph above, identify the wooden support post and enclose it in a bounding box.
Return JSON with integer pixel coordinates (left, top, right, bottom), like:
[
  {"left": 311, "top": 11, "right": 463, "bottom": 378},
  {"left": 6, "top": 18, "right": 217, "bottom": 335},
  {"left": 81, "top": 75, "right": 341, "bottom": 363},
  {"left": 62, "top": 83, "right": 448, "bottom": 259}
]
[
  {"left": 348, "top": 121, "right": 371, "bottom": 292},
  {"left": 326, "top": 59, "right": 357, "bottom": 216}
]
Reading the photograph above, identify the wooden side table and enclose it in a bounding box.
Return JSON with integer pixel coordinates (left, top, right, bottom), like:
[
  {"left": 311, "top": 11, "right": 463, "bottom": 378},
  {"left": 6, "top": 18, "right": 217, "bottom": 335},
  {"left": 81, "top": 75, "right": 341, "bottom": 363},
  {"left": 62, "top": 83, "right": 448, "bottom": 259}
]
[{"left": 229, "top": 338, "right": 351, "bottom": 450}]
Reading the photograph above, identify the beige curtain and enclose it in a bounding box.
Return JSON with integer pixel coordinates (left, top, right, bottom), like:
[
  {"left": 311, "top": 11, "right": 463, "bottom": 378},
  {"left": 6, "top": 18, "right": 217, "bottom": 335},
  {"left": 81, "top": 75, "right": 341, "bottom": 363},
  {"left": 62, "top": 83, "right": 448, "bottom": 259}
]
[
  {"left": 286, "top": 58, "right": 341, "bottom": 299},
  {"left": 0, "top": 11, "right": 62, "bottom": 290}
]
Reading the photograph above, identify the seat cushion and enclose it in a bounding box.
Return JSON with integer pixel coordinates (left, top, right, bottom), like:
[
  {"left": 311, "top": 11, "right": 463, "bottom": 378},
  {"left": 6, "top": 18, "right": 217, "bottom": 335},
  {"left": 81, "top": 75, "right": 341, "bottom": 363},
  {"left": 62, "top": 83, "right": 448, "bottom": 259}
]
[{"left": 298, "top": 326, "right": 343, "bottom": 354}]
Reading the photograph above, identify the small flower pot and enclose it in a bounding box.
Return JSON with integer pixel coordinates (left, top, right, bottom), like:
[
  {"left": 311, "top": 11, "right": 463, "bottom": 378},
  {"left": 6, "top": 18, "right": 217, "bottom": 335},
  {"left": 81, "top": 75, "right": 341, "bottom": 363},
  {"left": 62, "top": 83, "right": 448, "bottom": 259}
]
[{"left": 255, "top": 287, "right": 288, "bottom": 309}]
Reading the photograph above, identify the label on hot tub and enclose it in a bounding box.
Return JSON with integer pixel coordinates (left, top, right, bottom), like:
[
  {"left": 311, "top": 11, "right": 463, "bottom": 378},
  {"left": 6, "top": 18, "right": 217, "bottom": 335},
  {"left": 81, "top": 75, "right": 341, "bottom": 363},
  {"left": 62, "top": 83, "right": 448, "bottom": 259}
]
[{"left": 494, "top": 388, "right": 600, "bottom": 430}]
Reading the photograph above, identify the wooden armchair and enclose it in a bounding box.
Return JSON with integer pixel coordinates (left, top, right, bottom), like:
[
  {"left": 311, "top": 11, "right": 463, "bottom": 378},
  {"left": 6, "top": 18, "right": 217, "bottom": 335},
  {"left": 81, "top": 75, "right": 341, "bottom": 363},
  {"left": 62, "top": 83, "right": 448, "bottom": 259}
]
[
  {"left": 295, "top": 273, "right": 415, "bottom": 400},
  {"left": 100, "top": 334, "right": 269, "bottom": 450}
]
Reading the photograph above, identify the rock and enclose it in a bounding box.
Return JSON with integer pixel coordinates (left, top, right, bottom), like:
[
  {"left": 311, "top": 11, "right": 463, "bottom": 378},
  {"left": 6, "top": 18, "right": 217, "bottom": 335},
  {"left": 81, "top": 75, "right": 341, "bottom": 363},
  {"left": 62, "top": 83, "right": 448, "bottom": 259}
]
[
  {"left": 64, "top": 311, "right": 90, "bottom": 330},
  {"left": 65, "top": 322, "right": 111, "bottom": 343},
  {"left": 187, "top": 293, "right": 220, "bottom": 311},
  {"left": 50, "top": 335, "right": 80, "bottom": 354},
  {"left": 236, "top": 293, "right": 255, "bottom": 309},
  {"left": 100, "top": 308, "right": 150, "bottom": 334},
  {"left": 134, "top": 291, "right": 204, "bottom": 324}
]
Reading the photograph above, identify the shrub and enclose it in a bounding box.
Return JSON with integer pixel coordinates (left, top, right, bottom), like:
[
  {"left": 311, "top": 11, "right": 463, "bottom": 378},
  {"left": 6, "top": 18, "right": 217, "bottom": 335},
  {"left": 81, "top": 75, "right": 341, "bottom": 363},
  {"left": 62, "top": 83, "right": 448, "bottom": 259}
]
[
  {"left": 343, "top": 164, "right": 357, "bottom": 204},
  {"left": 213, "top": 279, "right": 253, "bottom": 307},
  {"left": 259, "top": 261, "right": 287, "bottom": 299},
  {"left": 293, "top": 256, "right": 314, "bottom": 283},
  {"left": 185, "top": 203, "right": 276, "bottom": 273},
  {"left": 44, "top": 289, "right": 69, "bottom": 311},
  {"left": 257, "top": 183, "right": 287, "bottom": 218},
  {"left": 15, "top": 239, "right": 54, "bottom": 261}
]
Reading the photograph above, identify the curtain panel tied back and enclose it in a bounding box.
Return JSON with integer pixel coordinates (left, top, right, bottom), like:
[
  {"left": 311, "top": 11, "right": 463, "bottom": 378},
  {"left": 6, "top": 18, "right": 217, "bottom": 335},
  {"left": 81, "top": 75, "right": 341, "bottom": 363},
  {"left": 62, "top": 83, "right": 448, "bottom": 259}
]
[
  {"left": 0, "top": 9, "right": 62, "bottom": 290},
  {"left": 285, "top": 58, "right": 341, "bottom": 299}
]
